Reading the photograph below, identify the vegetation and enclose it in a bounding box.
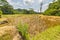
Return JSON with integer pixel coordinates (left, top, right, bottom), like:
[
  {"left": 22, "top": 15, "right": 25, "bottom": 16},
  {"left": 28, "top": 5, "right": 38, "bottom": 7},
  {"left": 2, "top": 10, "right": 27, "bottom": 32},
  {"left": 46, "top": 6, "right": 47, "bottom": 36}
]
[
  {"left": 0, "top": 0, "right": 60, "bottom": 15},
  {"left": 44, "top": 0, "right": 60, "bottom": 16},
  {"left": 0, "top": 14, "right": 60, "bottom": 40},
  {"left": 0, "top": 10, "right": 2, "bottom": 18},
  {"left": 0, "top": 0, "right": 60, "bottom": 40},
  {"left": 17, "top": 22, "right": 30, "bottom": 40},
  {"left": 0, "top": 0, "right": 13, "bottom": 14},
  {"left": 0, "top": 0, "right": 41, "bottom": 14},
  {"left": 31, "top": 25, "right": 60, "bottom": 40},
  {"left": 0, "top": 0, "right": 38, "bottom": 14},
  {"left": 0, "top": 34, "right": 12, "bottom": 40}
]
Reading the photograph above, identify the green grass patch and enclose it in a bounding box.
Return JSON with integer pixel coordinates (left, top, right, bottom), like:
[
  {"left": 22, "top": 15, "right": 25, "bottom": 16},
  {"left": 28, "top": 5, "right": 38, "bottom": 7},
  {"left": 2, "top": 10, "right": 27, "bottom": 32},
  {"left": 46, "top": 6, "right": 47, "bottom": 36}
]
[
  {"left": 17, "top": 22, "right": 30, "bottom": 40},
  {"left": 31, "top": 25, "right": 60, "bottom": 40}
]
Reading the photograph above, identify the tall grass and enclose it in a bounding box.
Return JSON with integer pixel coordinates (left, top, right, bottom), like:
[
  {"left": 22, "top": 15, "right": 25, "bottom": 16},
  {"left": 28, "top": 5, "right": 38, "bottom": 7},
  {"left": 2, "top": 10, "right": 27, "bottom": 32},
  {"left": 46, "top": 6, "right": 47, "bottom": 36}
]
[
  {"left": 31, "top": 25, "right": 60, "bottom": 40},
  {"left": 17, "top": 22, "right": 30, "bottom": 40}
]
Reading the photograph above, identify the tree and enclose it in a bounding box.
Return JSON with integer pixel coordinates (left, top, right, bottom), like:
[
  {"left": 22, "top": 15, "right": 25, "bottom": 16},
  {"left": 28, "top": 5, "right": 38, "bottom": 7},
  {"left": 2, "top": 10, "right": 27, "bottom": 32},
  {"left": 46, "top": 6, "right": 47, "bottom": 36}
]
[
  {"left": 0, "top": 0, "right": 14, "bottom": 14},
  {"left": 28, "top": 8, "right": 35, "bottom": 14},
  {"left": 1, "top": 4, "right": 13, "bottom": 14},
  {"left": 52, "top": 0, "right": 55, "bottom": 2},
  {"left": 44, "top": 0, "right": 60, "bottom": 16},
  {"left": 0, "top": 0, "right": 8, "bottom": 6}
]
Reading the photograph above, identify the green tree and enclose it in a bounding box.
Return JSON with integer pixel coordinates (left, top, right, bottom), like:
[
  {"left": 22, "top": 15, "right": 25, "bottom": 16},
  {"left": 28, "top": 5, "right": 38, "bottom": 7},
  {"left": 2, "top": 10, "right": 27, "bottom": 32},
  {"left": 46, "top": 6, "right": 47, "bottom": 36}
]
[
  {"left": 0, "top": 0, "right": 8, "bottom": 6},
  {"left": 1, "top": 4, "right": 13, "bottom": 14},
  {"left": 21, "top": 9, "right": 29, "bottom": 14},
  {"left": 44, "top": 0, "right": 60, "bottom": 16},
  {"left": 0, "top": 0, "right": 14, "bottom": 14},
  {"left": 28, "top": 8, "right": 36, "bottom": 14}
]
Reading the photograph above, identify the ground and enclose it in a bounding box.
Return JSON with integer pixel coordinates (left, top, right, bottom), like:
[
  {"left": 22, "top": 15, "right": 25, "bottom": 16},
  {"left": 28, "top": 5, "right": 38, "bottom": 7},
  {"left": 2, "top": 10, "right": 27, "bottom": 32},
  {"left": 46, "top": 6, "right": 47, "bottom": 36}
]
[{"left": 0, "top": 14, "right": 60, "bottom": 40}]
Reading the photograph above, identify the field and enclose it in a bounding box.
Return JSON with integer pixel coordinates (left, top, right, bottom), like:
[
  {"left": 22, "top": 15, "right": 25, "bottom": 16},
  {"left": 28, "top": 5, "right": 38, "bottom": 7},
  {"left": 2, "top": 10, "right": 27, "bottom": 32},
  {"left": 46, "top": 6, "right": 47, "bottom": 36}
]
[
  {"left": 31, "top": 25, "right": 60, "bottom": 40},
  {"left": 0, "top": 14, "right": 60, "bottom": 40}
]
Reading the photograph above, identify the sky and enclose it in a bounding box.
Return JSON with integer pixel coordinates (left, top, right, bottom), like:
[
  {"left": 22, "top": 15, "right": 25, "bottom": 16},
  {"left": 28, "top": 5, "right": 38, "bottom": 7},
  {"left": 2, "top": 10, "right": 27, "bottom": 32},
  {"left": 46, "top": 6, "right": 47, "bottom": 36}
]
[{"left": 7, "top": 0, "right": 53, "bottom": 12}]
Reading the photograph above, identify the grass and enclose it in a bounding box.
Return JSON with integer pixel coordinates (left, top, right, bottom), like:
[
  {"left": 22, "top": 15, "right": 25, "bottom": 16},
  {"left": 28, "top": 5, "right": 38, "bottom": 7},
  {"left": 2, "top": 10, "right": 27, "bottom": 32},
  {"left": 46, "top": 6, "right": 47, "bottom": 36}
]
[
  {"left": 0, "top": 34, "right": 12, "bottom": 40},
  {"left": 17, "top": 22, "right": 60, "bottom": 40},
  {"left": 31, "top": 25, "right": 60, "bottom": 40},
  {"left": 17, "top": 22, "right": 30, "bottom": 40},
  {"left": 0, "top": 14, "right": 60, "bottom": 40}
]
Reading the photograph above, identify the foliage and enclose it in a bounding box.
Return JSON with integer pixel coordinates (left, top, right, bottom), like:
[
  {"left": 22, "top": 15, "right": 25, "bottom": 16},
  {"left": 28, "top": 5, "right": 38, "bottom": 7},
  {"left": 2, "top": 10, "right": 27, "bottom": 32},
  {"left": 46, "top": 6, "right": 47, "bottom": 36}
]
[
  {"left": 44, "top": 0, "right": 60, "bottom": 16},
  {"left": 1, "top": 5, "right": 13, "bottom": 14},
  {"left": 0, "top": 0, "right": 38, "bottom": 14},
  {"left": 0, "top": 0, "right": 14, "bottom": 14},
  {"left": 28, "top": 8, "right": 36, "bottom": 14},
  {"left": 17, "top": 22, "right": 30, "bottom": 40},
  {"left": 15, "top": 8, "right": 36, "bottom": 14},
  {"left": 0, "top": 0, "right": 8, "bottom": 6}
]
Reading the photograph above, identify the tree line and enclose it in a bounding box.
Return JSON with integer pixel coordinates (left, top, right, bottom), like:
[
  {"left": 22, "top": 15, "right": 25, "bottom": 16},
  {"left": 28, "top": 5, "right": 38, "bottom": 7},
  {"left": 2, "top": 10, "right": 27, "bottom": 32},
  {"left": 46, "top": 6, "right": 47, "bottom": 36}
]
[
  {"left": 0, "top": 0, "right": 60, "bottom": 16},
  {"left": 0, "top": 0, "right": 39, "bottom": 15},
  {"left": 44, "top": 0, "right": 60, "bottom": 16}
]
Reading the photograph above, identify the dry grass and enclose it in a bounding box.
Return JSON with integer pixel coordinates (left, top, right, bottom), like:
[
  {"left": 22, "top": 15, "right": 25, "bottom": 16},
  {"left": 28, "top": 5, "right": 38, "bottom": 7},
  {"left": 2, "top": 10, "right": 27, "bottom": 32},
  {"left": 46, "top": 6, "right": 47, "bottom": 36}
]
[
  {"left": 31, "top": 25, "right": 60, "bottom": 40},
  {"left": 2, "top": 14, "right": 60, "bottom": 36},
  {"left": 0, "top": 14, "right": 60, "bottom": 40},
  {"left": 0, "top": 26, "right": 20, "bottom": 40}
]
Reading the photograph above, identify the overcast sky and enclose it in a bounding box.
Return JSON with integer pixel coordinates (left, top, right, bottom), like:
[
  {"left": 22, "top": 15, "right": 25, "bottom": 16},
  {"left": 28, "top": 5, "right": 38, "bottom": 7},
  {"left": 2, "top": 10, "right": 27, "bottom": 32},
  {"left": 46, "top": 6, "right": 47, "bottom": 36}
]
[{"left": 7, "top": 0, "right": 53, "bottom": 12}]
